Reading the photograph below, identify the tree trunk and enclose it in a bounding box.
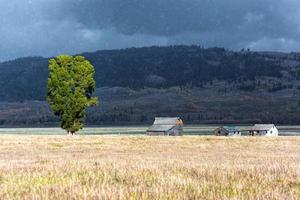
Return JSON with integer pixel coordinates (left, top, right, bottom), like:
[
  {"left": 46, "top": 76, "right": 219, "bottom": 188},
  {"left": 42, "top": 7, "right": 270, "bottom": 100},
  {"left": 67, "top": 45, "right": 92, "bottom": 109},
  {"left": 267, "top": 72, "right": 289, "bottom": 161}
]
[{"left": 67, "top": 131, "right": 75, "bottom": 136}]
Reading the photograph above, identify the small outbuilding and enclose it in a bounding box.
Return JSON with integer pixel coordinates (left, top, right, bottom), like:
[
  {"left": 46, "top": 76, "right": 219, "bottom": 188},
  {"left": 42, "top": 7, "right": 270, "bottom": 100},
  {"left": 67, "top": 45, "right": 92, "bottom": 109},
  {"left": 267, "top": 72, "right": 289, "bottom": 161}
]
[
  {"left": 146, "top": 117, "right": 183, "bottom": 136},
  {"left": 249, "top": 124, "right": 278, "bottom": 136},
  {"left": 214, "top": 126, "right": 241, "bottom": 136}
]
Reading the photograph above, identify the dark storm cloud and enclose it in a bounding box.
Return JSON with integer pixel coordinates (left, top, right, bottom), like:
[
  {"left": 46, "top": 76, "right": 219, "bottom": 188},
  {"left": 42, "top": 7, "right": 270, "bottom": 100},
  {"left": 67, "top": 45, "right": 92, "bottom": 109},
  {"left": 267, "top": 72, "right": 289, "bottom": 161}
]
[
  {"left": 0, "top": 0, "right": 300, "bottom": 61},
  {"left": 65, "top": 0, "right": 299, "bottom": 37}
]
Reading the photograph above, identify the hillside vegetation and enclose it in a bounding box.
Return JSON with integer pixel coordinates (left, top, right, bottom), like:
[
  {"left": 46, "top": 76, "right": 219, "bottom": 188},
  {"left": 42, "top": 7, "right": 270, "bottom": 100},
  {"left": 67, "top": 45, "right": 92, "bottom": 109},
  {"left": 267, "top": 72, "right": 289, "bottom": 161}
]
[
  {"left": 1, "top": 46, "right": 300, "bottom": 125},
  {"left": 0, "top": 135, "right": 299, "bottom": 199},
  {"left": 1, "top": 46, "right": 300, "bottom": 102}
]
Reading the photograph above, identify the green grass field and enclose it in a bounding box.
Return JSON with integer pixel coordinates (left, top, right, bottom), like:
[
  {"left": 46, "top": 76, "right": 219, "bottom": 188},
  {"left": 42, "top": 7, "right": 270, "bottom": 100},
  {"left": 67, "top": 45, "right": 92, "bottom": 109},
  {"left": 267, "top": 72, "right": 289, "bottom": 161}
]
[{"left": 0, "top": 125, "right": 300, "bottom": 135}]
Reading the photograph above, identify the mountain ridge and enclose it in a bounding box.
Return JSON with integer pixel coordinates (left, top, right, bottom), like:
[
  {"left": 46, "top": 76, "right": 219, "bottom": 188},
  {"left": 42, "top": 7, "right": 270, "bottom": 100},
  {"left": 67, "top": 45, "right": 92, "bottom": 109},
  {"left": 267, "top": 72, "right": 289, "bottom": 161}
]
[
  {"left": 1, "top": 45, "right": 300, "bottom": 125},
  {"left": 1, "top": 45, "right": 300, "bottom": 102}
]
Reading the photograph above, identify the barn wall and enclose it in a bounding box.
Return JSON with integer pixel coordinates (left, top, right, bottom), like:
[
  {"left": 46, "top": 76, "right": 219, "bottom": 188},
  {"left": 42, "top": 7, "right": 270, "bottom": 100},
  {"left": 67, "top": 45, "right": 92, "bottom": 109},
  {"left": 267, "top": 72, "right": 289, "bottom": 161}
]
[
  {"left": 146, "top": 131, "right": 165, "bottom": 136},
  {"left": 214, "top": 128, "right": 228, "bottom": 136},
  {"left": 167, "top": 126, "right": 183, "bottom": 136}
]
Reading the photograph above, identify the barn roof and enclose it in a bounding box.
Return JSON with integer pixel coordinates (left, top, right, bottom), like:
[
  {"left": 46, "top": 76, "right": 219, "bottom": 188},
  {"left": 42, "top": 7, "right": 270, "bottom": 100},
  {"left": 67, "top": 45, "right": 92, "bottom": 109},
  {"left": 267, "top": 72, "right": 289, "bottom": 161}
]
[
  {"left": 147, "top": 117, "right": 182, "bottom": 132},
  {"left": 250, "top": 124, "right": 275, "bottom": 131},
  {"left": 153, "top": 117, "right": 180, "bottom": 125},
  {"left": 223, "top": 126, "right": 240, "bottom": 132},
  {"left": 215, "top": 126, "right": 239, "bottom": 133},
  {"left": 147, "top": 124, "right": 175, "bottom": 132}
]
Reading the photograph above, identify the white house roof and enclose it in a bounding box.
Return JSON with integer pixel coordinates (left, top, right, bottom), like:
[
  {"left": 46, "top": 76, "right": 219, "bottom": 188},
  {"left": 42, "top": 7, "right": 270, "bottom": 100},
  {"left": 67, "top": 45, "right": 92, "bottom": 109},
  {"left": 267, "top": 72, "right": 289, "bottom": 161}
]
[{"left": 250, "top": 124, "right": 276, "bottom": 131}]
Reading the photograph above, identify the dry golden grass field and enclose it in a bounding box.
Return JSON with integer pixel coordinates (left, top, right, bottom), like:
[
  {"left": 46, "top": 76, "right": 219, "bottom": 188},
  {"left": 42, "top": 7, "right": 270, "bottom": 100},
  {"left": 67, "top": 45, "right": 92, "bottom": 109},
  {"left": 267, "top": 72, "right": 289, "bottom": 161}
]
[{"left": 0, "top": 135, "right": 299, "bottom": 199}]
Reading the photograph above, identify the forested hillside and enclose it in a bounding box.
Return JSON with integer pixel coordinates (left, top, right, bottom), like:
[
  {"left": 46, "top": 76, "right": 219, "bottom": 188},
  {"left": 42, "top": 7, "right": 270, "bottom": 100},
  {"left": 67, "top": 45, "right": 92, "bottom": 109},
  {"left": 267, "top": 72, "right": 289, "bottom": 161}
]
[
  {"left": 1, "top": 45, "right": 300, "bottom": 102},
  {"left": 1, "top": 45, "right": 300, "bottom": 126}
]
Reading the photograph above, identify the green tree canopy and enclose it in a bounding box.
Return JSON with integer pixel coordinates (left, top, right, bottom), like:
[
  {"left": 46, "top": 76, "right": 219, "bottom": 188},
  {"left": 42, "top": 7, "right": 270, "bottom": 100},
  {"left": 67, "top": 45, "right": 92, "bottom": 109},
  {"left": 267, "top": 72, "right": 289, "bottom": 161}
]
[{"left": 47, "top": 55, "right": 98, "bottom": 134}]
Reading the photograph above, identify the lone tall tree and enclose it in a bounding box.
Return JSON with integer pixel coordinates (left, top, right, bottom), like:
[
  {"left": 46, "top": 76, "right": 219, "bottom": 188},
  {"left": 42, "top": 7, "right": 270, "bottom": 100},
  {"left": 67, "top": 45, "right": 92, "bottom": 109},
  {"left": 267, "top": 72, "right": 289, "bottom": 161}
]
[{"left": 47, "top": 55, "right": 98, "bottom": 134}]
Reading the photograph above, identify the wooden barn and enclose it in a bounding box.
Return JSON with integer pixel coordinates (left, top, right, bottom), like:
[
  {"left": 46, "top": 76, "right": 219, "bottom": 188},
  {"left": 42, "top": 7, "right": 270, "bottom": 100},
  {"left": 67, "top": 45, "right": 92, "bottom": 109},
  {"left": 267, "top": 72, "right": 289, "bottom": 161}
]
[
  {"left": 249, "top": 124, "right": 278, "bottom": 136},
  {"left": 214, "top": 126, "right": 241, "bottom": 136},
  {"left": 146, "top": 117, "right": 183, "bottom": 136}
]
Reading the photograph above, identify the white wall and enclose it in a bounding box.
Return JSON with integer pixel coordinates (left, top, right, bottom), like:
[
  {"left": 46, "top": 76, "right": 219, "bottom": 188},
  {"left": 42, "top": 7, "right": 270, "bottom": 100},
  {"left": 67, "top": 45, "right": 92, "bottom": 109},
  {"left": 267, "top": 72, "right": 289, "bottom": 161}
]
[{"left": 266, "top": 126, "right": 279, "bottom": 136}]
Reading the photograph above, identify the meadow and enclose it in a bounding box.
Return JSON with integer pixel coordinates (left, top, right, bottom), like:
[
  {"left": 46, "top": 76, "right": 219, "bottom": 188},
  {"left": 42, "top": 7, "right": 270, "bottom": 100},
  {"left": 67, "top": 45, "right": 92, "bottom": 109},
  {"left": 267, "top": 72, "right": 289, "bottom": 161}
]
[
  {"left": 0, "top": 134, "right": 299, "bottom": 199},
  {"left": 1, "top": 125, "right": 300, "bottom": 136}
]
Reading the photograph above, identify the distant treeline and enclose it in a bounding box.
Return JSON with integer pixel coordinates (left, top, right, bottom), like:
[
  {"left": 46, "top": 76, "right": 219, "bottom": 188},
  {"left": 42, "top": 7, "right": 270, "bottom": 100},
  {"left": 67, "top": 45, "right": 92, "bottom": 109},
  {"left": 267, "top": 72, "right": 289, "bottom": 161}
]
[{"left": 1, "top": 45, "right": 300, "bottom": 102}]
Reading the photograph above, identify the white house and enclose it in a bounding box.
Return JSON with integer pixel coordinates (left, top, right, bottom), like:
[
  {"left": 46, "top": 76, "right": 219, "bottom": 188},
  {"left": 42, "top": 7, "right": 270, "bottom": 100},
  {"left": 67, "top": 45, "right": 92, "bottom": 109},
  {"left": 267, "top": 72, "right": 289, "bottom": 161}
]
[{"left": 249, "top": 124, "right": 278, "bottom": 136}]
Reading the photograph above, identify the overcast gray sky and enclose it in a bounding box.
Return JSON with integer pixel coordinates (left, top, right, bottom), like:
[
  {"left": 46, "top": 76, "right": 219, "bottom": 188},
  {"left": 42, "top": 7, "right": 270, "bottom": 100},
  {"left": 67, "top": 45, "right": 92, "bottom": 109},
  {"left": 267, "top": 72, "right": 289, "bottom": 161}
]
[{"left": 0, "top": 0, "right": 300, "bottom": 61}]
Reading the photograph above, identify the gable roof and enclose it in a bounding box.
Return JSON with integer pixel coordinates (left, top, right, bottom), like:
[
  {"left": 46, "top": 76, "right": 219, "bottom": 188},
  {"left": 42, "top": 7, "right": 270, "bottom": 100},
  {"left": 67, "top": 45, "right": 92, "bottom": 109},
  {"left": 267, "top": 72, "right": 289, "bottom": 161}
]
[
  {"left": 147, "top": 117, "right": 182, "bottom": 132},
  {"left": 214, "top": 127, "right": 229, "bottom": 133},
  {"left": 215, "top": 126, "right": 239, "bottom": 133},
  {"left": 223, "top": 126, "right": 240, "bottom": 132},
  {"left": 147, "top": 124, "right": 175, "bottom": 132},
  {"left": 250, "top": 124, "right": 275, "bottom": 131},
  {"left": 153, "top": 117, "right": 180, "bottom": 125}
]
